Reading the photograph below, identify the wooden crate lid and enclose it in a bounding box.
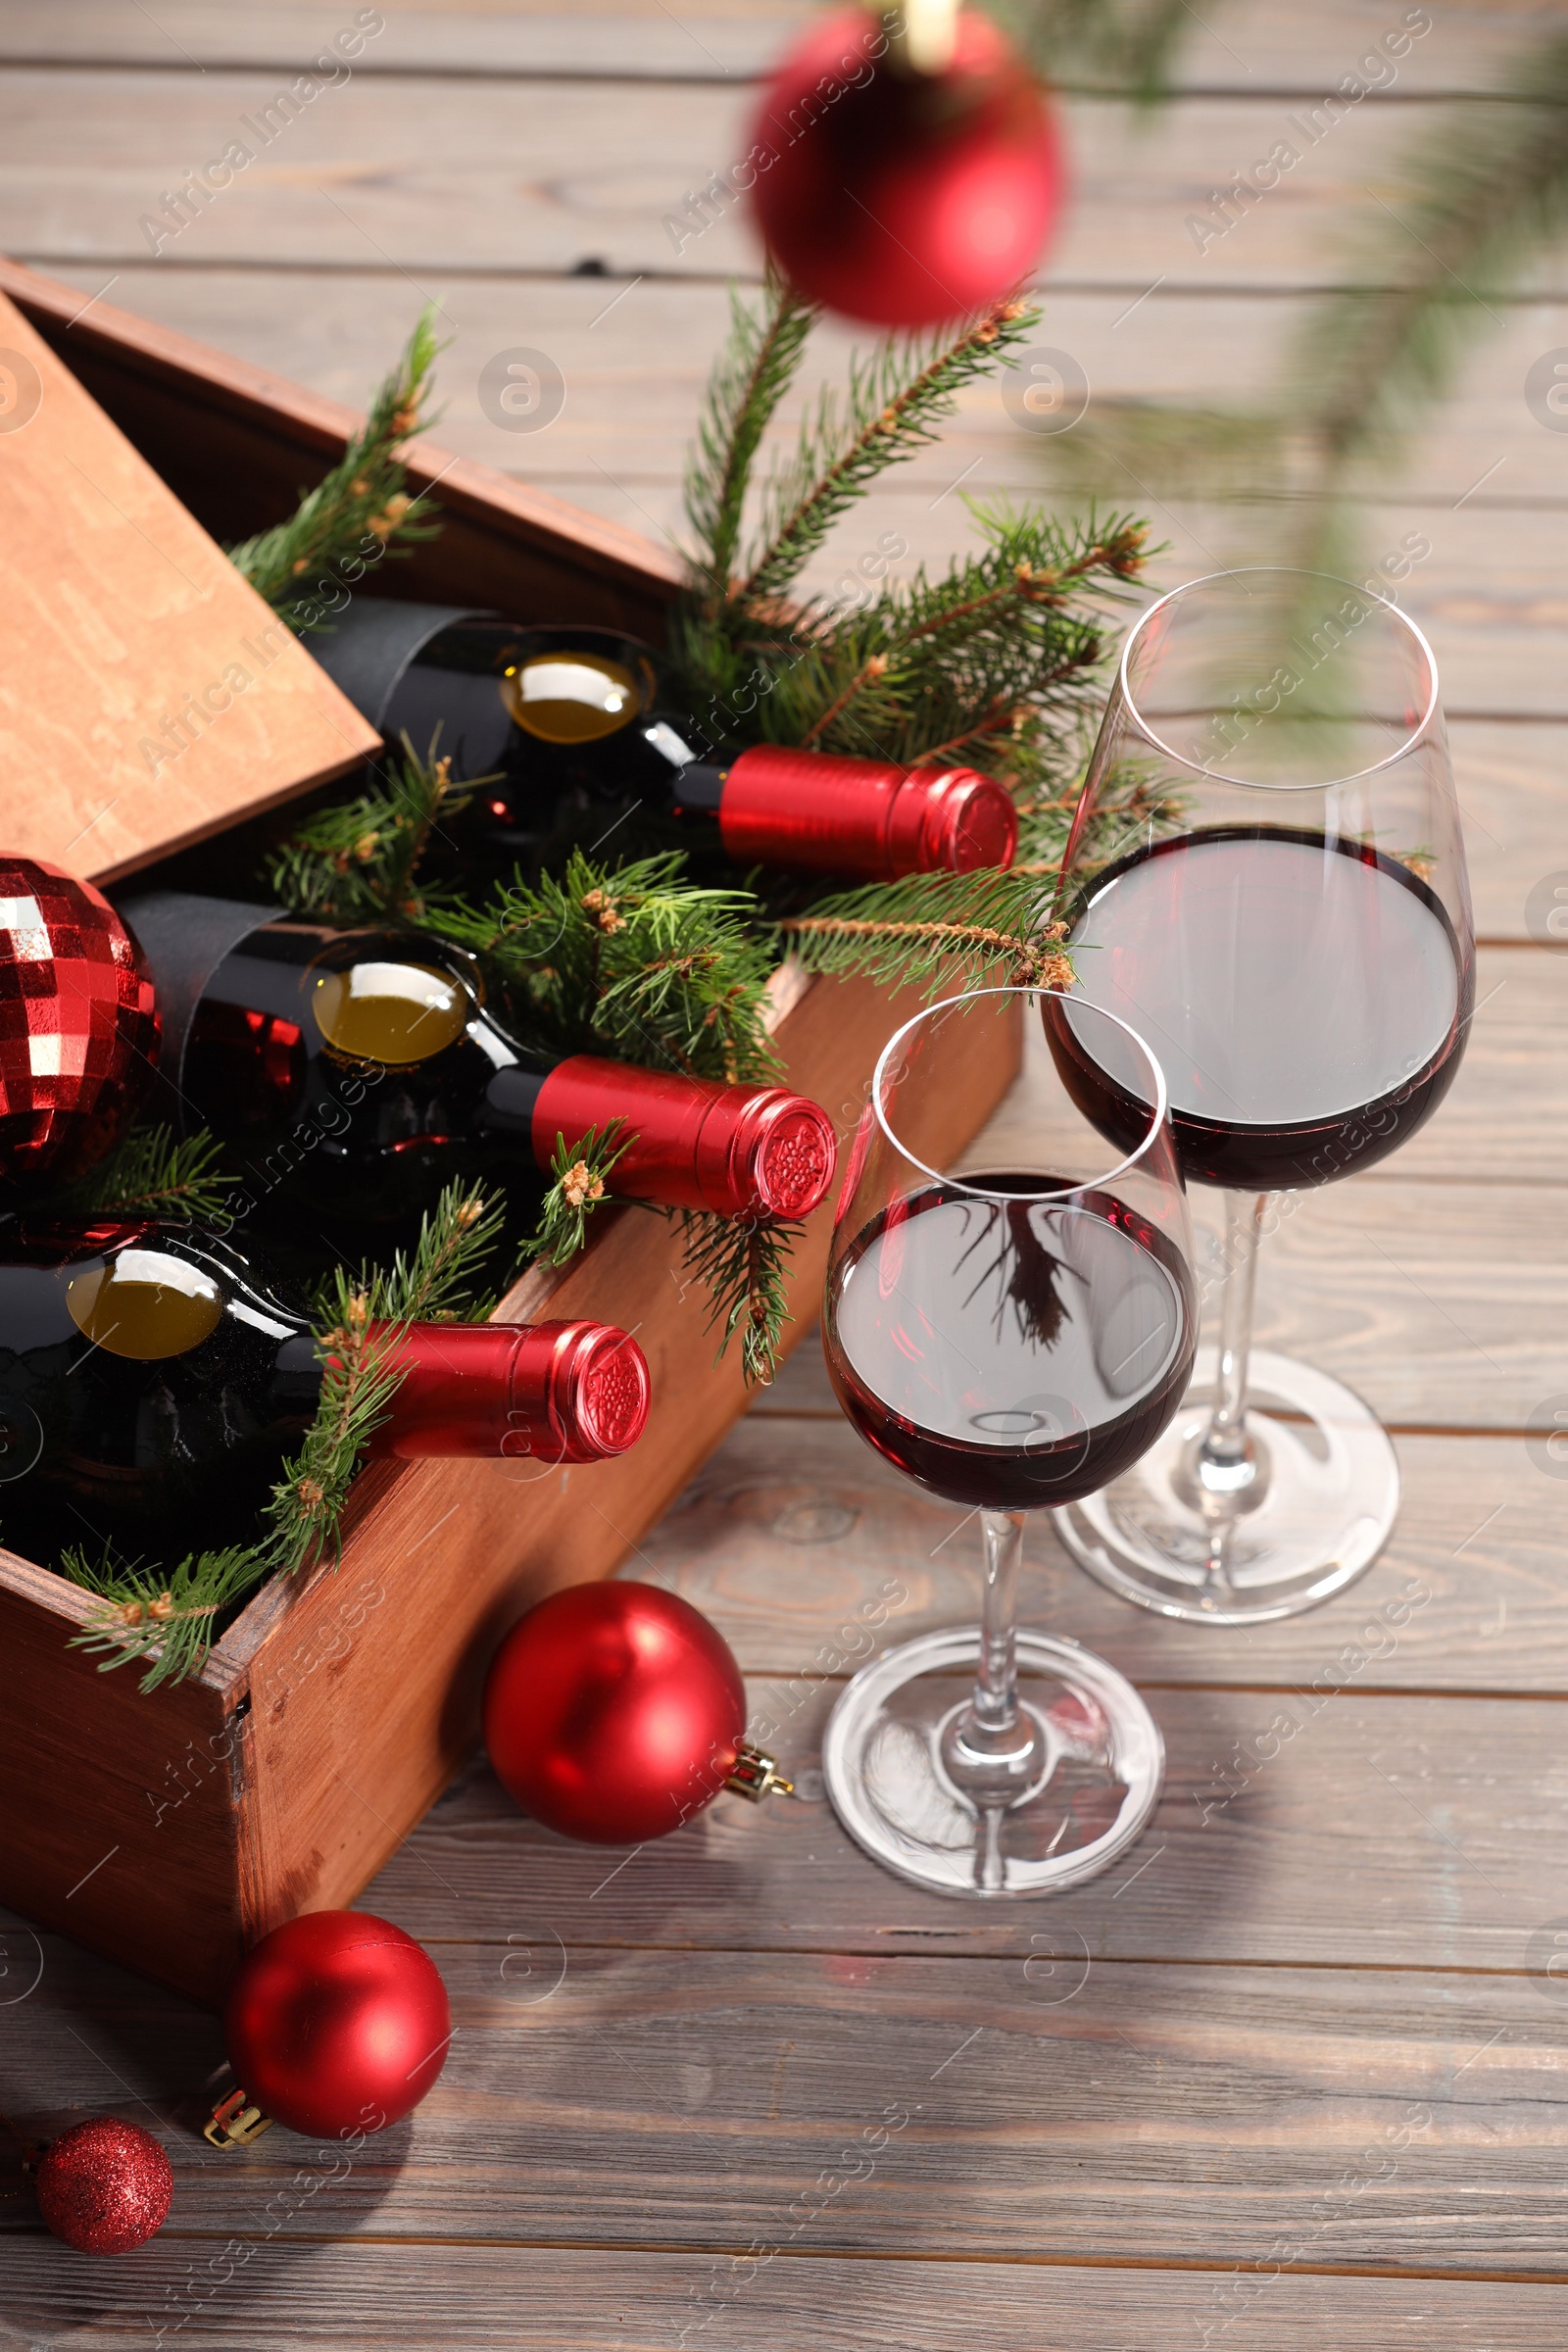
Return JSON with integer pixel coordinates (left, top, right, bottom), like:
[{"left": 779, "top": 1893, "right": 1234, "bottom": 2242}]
[{"left": 0, "top": 287, "right": 380, "bottom": 881}]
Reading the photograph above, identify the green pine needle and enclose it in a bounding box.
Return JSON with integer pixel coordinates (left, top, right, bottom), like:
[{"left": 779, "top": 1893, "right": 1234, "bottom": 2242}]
[
  {"left": 55, "top": 1122, "right": 231, "bottom": 1223},
  {"left": 266, "top": 731, "right": 487, "bottom": 925},
  {"left": 61, "top": 1182, "right": 504, "bottom": 1686},
  {"left": 65, "top": 1544, "right": 260, "bottom": 1692},
  {"left": 682, "top": 265, "right": 819, "bottom": 616},
  {"left": 425, "top": 848, "right": 780, "bottom": 1086},
  {"left": 226, "top": 307, "right": 445, "bottom": 631},
  {"left": 518, "top": 1123, "right": 635, "bottom": 1268},
  {"left": 679, "top": 1209, "right": 800, "bottom": 1388}
]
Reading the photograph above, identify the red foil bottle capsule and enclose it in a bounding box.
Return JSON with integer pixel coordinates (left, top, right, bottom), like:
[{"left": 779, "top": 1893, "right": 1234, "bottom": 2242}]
[
  {"left": 368, "top": 1318, "right": 650, "bottom": 1462},
  {"left": 528, "top": 1058, "right": 838, "bottom": 1219},
  {"left": 716, "top": 747, "right": 1018, "bottom": 879}
]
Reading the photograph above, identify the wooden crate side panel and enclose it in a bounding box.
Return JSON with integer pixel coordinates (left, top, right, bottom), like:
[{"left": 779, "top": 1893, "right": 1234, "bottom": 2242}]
[
  {"left": 0, "top": 255, "right": 683, "bottom": 639},
  {"left": 0, "top": 1551, "right": 245, "bottom": 2005},
  {"left": 230, "top": 980, "right": 1022, "bottom": 1962}
]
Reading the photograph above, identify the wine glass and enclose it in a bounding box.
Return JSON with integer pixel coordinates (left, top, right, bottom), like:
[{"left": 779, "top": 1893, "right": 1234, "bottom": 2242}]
[
  {"left": 820, "top": 987, "right": 1198, "bottom": 1897},
  {"left": 1046, "top": 567, "right": 1474, "bottom": 1622}
]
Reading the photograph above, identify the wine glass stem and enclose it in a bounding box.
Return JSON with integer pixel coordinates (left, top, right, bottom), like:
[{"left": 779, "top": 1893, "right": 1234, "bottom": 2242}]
[
  {"left": 1200, "top": 1191, "right": 1265, "bottom": 1483},
  {"left": 972, "top": 1507, "right": 1026, "bottom": 1740}
]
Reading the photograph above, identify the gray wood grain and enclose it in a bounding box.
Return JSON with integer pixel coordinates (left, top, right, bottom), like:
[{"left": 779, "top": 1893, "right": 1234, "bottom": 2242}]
[
  {"left": 2, "top": 72, "right": 1544, "bottom": 296},
  {"left": 365, "top": 1680, "right": 1568, "bottom": 1970},
  {"left": 639, "top": 1418, "right": 1564, "bottom": 1690},
  {"left": 2, "top": 0, "right": 1538, "bottom": 92},
  {"left": 3, "top": 1932, "right": 1566, "bottom": 2268},
  {"left": 2, "top": 2243, "right": 1563, "bottom": 2351}
]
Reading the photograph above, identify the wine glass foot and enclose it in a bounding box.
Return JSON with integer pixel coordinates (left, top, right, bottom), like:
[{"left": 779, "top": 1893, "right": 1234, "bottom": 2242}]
[
  {"left": 1051, "top": 1348, "right": 1399, "bottom": 1625},
  {"left": 821, "top": 1627, "right": 1164, "bottom": 1898}
]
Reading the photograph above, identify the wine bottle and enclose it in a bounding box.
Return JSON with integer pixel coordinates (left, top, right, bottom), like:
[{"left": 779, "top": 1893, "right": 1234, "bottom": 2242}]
[
  {"left": 307, "top": 603, "right": 1018, "bottom": 883},
  {"left": 117, "top": 893, "right": 837, "bottom": 1236},
  {"left": 0, "top": 1216, "right": 650, "bottom": 1562}
]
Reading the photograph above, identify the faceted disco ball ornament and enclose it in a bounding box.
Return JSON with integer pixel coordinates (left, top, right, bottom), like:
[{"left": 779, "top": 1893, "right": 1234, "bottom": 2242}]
[
  {"left": 33, "top": 2118, "right": 173, "bottom": 2256},
  {"left": 224, "top": 1911, "right": 452, "bottom": 2140},
  {"left": 748, "top": 5, "right": 1064, "bottom": 329},
  {"left": 484, "top": 1581, "right": 755, "bottom": 1844},
  {"left": 0, "top": 857, "right": 159, "bottom": 1194}
]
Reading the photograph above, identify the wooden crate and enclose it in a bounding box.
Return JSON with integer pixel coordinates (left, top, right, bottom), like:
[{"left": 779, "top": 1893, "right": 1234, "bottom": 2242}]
[{"left": 0, "top": 259, "right": 1024, "bottom": 2009}]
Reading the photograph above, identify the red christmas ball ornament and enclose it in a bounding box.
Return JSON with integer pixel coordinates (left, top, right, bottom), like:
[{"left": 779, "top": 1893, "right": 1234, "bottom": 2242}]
[
  {"left": 748, "top": 4, "right": 1064, "bottom": 329},
  {"left": 221, "top": 1911, "right": 451, "bottom": 2141},
  {"left": 32, "top": 2118, "right": 173, "bottom": 2255},
  {"left": 0, "top": 857, "right": 159, "bottom": 1195},
  {"left": 484, "top": 1580, "right": 790, "bottom": 1844}
]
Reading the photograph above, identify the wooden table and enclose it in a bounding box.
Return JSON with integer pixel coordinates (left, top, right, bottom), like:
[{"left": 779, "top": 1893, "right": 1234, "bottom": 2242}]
[{"left": 3, "top": 2, "right": 1566, "bottom": 2342}]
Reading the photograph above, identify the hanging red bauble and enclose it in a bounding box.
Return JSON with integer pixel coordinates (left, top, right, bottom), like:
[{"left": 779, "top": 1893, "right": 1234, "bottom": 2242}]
[
  {"left": 0, "top": 857, "right": 159, "bottom": 1195},
  {"left": 748, "top": 5, "right": 1063, "bottom": 329},
  {"left": 221, "top": 1911, "right": 451, "bottom": 2141},
  {"left": 32, "top": 2118, "right": 173, "bottom": 2255},
  {"left": 484, "top": 1580, "right": 790, "bottom": 1844}
]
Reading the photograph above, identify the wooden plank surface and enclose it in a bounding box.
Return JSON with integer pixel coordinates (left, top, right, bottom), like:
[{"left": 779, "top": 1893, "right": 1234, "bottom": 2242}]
[
  {"left": 8, "top": 73, "right": 1566, "bottom": 298},
  {"left": 0, "top": 0, "right": 1546, "bottom": 90},
  {"left": 5, "top": 5, "right": 1567, "bottom": 2349}
]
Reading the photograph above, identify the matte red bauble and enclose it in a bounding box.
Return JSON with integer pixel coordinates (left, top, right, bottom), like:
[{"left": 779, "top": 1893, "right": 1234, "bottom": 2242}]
[
  {"left": 223, "top": 1911, "right": 451, "bottom": 2139},
  {"left": 485, "top": 1581, "right": 762, "bottom": 1843},
  {"left": 33, "top": 2118, "right": 173, "bottom": 2255},
  {"left": 748, "top": 7, "right": 1063, "bottom": 328},
  {"left": 0, "top": 857, "right": 159, "bottom": 1194}
]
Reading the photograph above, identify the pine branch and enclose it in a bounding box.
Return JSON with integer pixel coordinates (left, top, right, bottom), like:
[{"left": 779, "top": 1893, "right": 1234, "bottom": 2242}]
[
  {"left": 55, "top": 1122, "right": 231, "bottom": 1223},
  {"left": 269, "top": 1181, "right": 501, "bottom": 1577},
  {"left": 678, "top": 1210, "right": 800, "bottom": 1388},
  {"left": 424, "top": 849, "right": 779, "bottom": 1086},
  {"left": 993, "top": 0, "right": 1202, "bottom": 101},
  {"left": 517, "top": 1123, "right": 635, "bottom": 1267},
  {"left": 66, "top": 1544, "right": 260, "bottom": 1693},
  {"left": 683, "top": 267, "right": 819, "bottom": 614},
  {"left": 226, "top": 307, "right": 445, "bottom": 631},
  {"left": 60, "top": 1183, "right": 505, "bottom": 1687},
  {"left": 265, "top": 732, "right": 487, "bottom": 925},
  {"left": 733, "top": 296, "right": 1041, "bottom": 609},
  {"left": 779, "top": 868, "right": 1075, "bottom": 997}
]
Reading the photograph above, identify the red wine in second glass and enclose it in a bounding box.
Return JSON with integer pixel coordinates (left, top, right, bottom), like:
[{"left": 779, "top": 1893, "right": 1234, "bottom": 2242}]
[
  {"left": 1050, "top": 827, "right": 1473, "bottom": 1191},
  {"left": 823, "top": 1176, "right": 1197, "bottom": 1512}
]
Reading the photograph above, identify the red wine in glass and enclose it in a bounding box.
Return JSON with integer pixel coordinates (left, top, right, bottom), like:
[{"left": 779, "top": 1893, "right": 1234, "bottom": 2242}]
[
  {"left": 825, "top": 1176, "right": 1197, "bottom": 1512},
  {"left": 817, "top": 987, "right": 1195, "bottom": 1897},
  {"left": 1049, "top": 826, "right": 1472, "bottom": 1192}
]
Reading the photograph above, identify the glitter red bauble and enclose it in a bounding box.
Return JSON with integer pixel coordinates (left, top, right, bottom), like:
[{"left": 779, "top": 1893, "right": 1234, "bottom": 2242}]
[
  {"left": 484, "top": 1581, "right": 747, "bottom": 1843},
  {"left": 0, "top": 858, "right": 159, "bottom": 1194},
  {"left": 33, "top": 2118, "right": 173, "bottom": 2255},
  {"left": 224, "top": 1911, "right": 451, "bottom": 2139},
  {"left": 748, "top": 7, "right": 1064, "bottom": 329}
]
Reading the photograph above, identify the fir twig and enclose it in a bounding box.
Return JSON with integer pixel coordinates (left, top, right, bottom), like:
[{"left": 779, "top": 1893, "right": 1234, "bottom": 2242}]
[
  {"left": 679, "top": 1210, "right": 800, "bottom": 1389},
  {"left": 734, "top": 296, "right": 1041, "bottom": 610},
  {"left": 266, "top": 732, "right": 488, "bottom": 925},
  {"left": 62, "top": 1183, "right": 505, "bottom": 1686},
  {"left": 55, "top": 1122, "right": 230, "bottom": 1223},
  {"left": 426, "top": 849, "right": 779, "bottom": 1086},
  {"left": 226, "top": 307, "right": 445, "bottom": 630},
  {"left": 66, "top": 1545, "right": 259, "bottom": 1692},
  {"left": 519, "top": 1123, "right": 634, "bottom": 1267},
  {"left": 780, "top": 868, "right": 1075, "bottom": 997},
  {"left": 683, "top": 266, "right": 819, "bottom": 614},
  {"left": 275, "top": 1180, "right": 503, "bottom": 1575}
]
